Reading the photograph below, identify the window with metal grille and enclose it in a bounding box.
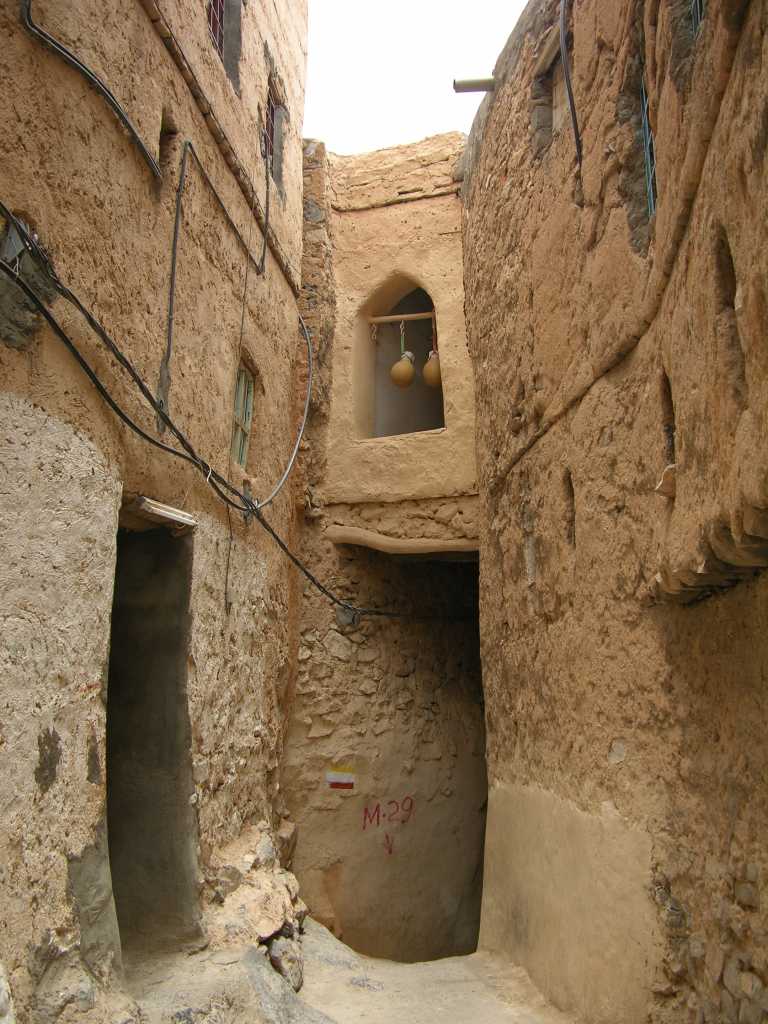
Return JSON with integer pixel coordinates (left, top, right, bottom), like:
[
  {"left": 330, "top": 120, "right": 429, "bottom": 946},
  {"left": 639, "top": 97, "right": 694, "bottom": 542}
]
[
  {"left": 265, "top": 79, "right": 279, "bottom": 164},
  {"left": 207, "top": 0, "right": 225, "bottom": 60},
  {"left": 691, "top": 0, "right": 706, "bottom": 34},
  {"left": 231, "top": 365, "right": 254, "bottom": 467},
  {"left": 641, "top": 78, "right": 658, "bottom": 219}
]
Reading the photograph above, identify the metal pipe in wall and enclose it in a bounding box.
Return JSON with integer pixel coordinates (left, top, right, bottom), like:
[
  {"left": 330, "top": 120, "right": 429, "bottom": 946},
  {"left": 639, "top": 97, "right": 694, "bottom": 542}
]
[
  {"left": 453, "top": 78, "right": 495, "bottom": 93},
  {"left": 368, "top": 312, "right": 435, "bottom": 325}
]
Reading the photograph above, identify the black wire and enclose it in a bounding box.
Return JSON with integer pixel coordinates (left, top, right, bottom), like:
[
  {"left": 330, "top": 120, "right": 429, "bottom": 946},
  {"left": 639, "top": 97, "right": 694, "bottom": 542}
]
[
  {"left": 0, "top": 248, "right": 412, "bottom": 620},
  {"left": 253, "top": 511, "right": 405, "bottom": 620},
  {"left": 20, "top": 1, "right": 162, "bottom": 180},
  {"left": 0, "top": 201, "right": 253, "bottom": 509},
  {"left": 560, "top": 0, "right": 583, "bottom": 170},
  {"left": 1, "top": 200, "right": 310, "bottom": 516},
  {"left": 1, "top": 264, "right": 256, "bottom": 522},
  {"left": 161, "top": 139, "right": 270, "bottom": 424},
  {"left": 0, "top": 261, "right": 205, "bottom": 476}
]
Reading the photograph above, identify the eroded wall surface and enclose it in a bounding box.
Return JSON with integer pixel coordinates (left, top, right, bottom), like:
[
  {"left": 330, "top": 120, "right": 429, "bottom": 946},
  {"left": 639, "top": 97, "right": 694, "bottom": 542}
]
[
  {"left": 283, "top": 138, "right": 487, "bottom": 962},
  {"left": 0, "top": 0, "right": 307, "bottom": 1018},
  {"left": 463, "top": 1, "right": 768, "bottom": 1022}
]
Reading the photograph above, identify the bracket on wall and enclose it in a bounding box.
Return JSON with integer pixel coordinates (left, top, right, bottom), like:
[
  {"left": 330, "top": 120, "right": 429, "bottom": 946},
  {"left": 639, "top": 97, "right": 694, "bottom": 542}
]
[
  {"left": 453, "top": 78, "right": 495, "bottom": 93},
  {"left": 121, "top": 495, "right": 197, "bottom": 534},
  {"left": 367, "top": 312, "right": 436, "bottom": 326},
  {"left": 0, "top": 215, "right": 58, "bottom": 348},
  {"left": 326, "top": 525, "right": 478, "bottom": 558}
]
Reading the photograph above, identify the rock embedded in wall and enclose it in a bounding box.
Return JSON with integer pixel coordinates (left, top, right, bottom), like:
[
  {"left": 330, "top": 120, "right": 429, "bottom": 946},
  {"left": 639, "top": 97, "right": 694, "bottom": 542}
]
[
  {"left": 277, "top": 820, "right": 298, "bottom": 868},
  {"left": 268, "top": 936, "right": 304, "bottom": 992},
  {"left": 0, "top": 966, "right": 14, "bottom": 1024}
]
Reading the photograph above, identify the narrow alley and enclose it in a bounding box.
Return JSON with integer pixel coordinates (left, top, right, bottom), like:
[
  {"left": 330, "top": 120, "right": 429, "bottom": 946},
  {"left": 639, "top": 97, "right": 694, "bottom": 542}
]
[{"left": 1, "top": 0, "right": 767, "bottom": 1023}]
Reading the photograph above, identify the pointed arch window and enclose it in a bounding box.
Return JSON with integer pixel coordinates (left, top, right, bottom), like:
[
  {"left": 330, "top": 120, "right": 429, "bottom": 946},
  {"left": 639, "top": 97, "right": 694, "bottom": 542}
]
[{"left": 366, "top": 288, "right": 444, "bottom": 439}]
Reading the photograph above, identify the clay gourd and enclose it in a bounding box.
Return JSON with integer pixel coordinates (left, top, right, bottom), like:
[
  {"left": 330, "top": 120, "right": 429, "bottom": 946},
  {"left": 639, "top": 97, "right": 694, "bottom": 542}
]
[
  {"left": 391, "top": 351, "right": 415, "bottom": 388},
  {"left": 423, "top": 351, "right": 441, "bottom": 388}
]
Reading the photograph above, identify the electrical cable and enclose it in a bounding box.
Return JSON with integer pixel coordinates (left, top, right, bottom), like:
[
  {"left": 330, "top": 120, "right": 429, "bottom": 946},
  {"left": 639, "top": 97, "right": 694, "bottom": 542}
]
[
  {"left": 259, "top": 131, "right": 271, "bottom": 275},
  {"left": 0, "top": 218, "right": 411, "bottom": 619},
  {"left": 225, "top": 138, "right": 264, "bottom": 614},
  {"left": 0, "top": 261, "right": 203, "bottom": 476},
  {"left": 0, "top": 200, "right": 251, "bottom": 508},
  {"left": 258, "top": 291, "right": 311, "bottom": 511},
  {"left": 20, "top": 0, "right": 161, "bottom": 180},
  {"left": 252, "top": 510, "right": 406, "bottom": 620},
  {"left": 160, "top": 139, "right": 269, "bottom": 426},
  {"left": 560, "top": 0, "right": 583, "bottom": 170},
  {"left": 3, "top": 196, "right": 303, "bottom": 515}
]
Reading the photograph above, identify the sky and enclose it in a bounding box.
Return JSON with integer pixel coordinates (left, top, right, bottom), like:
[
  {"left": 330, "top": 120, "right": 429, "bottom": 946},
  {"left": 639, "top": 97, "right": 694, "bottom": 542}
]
[{"left": 302, "top": 1, "right": 529, "bottom": 155}]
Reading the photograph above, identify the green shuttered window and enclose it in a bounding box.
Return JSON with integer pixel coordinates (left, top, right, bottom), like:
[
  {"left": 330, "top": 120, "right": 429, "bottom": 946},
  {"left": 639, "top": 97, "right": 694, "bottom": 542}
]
[{"left": 231, "top": 365, "right": 254, "bottom": 467}]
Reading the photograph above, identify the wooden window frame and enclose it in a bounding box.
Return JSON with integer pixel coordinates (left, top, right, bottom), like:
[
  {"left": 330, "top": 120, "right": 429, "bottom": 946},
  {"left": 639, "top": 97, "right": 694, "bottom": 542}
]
[{"left": 231, "top": 364, "right": 255, "bottom": 467}]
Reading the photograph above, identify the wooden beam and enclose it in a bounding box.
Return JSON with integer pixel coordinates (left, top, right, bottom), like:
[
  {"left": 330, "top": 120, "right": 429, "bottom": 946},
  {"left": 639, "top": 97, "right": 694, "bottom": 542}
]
[
  {"left": 325, "top": 524, "right": 478, "bottom": 556},
  {"left": 368, "top": 312, "right": 435, "bottom": 325}
]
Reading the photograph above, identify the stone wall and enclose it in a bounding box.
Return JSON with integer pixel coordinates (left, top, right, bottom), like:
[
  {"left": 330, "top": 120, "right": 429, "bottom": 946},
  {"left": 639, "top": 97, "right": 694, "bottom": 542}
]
[
  {"left": 463, "top": 0, "right": 768, "bottom": 1022},
  {"left": 0, "top": 0, "right": 307, "bottom": 1018},
  {"left": 282, "top": 541, "right": 486, "bottom": 963},
  {"left": 284, "top": 137, "right": 487, "bottom": 963}
]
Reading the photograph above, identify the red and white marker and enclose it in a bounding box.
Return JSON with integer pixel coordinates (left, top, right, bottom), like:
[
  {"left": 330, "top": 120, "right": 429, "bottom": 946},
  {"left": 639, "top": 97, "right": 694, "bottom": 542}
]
[{"left": 326, "top": 765, "right": 355, "bottom": 790}]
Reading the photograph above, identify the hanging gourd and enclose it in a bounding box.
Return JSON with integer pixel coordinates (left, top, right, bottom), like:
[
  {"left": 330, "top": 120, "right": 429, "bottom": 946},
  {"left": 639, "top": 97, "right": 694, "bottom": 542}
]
[
  {"left": 390, "top": 319, "right": 415, "bottom": 388},
  {"left": 422, "top": 325, "right": 441, "bottom": 388},
  {"left": 423, "top": 351, "right": 441, "bottom": 388}
]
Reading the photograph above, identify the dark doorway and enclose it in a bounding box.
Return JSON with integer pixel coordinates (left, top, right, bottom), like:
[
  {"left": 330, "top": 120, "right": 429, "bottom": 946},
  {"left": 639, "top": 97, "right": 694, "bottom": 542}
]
[
  {"left": 106, "top": 526, "right": 202, "bottom": 958},
  {"left": 283, "top": 552, "right": 486, "bottom": 963}
]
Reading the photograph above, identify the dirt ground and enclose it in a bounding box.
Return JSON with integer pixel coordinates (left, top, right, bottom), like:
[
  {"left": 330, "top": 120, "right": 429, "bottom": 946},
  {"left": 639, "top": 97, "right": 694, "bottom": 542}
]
[{"left": 299, "top": 920, "right": 575, "bottom": 1024}]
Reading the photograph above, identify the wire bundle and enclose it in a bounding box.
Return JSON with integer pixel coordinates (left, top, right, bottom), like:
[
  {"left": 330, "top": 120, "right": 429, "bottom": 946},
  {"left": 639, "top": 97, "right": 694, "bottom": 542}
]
[{"left": 0, "top": 202, "right": 415, "bottom": 621}]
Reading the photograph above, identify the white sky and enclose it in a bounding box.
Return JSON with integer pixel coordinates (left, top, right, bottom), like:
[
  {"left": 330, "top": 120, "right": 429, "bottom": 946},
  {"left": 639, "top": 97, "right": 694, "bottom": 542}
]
[{"left": 302, "top": 1, "right": 529, "bottom": 155}]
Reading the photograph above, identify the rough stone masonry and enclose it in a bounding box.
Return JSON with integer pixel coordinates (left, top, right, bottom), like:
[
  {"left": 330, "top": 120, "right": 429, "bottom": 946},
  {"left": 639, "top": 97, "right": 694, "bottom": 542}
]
[{"left": 463, "top": 0, "right": 768, "bottom": 1022}]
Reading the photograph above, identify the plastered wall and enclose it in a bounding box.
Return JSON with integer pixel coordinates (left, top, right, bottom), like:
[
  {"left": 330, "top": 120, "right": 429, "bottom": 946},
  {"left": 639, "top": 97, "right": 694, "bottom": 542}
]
[
  {"left": 0, "top": 0, "right": 307, "bottom": 1018},
  {"left": 463, "top": 1, "right": 768, "bottom": 1021},
  {"left": 318, "top": 135, "right": 478, "bottom": 506},
  {"left": 283, "top": 137, "right": 487, "bottom": 962}
]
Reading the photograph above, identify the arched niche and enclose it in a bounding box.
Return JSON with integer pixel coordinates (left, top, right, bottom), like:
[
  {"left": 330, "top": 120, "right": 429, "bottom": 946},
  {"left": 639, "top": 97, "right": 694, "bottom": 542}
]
[{"left": 352, "top": 276, "right": 445, "bottom": 440}]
